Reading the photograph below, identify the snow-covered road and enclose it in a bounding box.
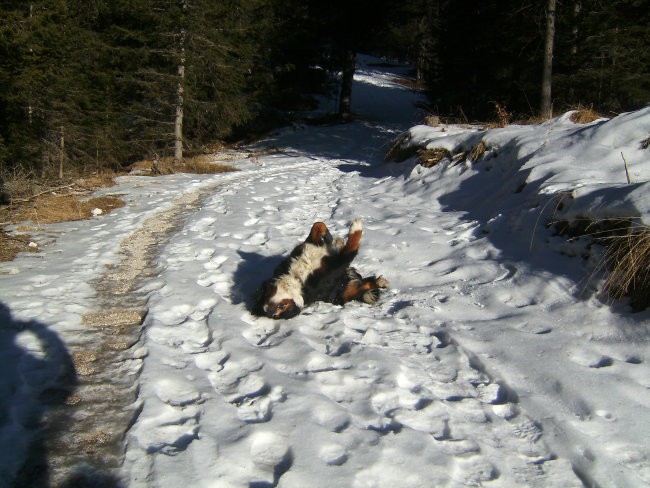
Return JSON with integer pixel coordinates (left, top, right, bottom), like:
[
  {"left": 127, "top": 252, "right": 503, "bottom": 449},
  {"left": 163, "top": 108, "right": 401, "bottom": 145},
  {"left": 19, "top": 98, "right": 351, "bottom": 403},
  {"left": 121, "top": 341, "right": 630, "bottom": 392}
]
[{"left": 1, "top": 57, "right": 649, "bottom": 488}]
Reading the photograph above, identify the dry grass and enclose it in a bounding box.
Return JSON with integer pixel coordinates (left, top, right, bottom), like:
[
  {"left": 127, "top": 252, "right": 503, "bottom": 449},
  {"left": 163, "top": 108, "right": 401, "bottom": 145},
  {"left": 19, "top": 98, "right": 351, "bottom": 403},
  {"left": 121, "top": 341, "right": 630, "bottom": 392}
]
[
  {"left": 384, "top": 132, "right": 418, "bottom": 163},
  {"left": 469, "top": 141, "right": 489, "bottom": 162},
  {"left": 492, "top": 102, "right": 511, "bottom": 128},
  {"left": 554, "top": 217, "right": 650, "bottom": 311},
  {"left": 132, "top": 155, "right": 239, "bottom": 175},
  {"left": 7, "top": 194, "right": 125, "bottom": 225},
  {"left": 569, "top": 105, "right": 603, "bottom": 124},
  {"left": 0, "top": 230, "right": 37, "bottom": 263},
  {"left": 0, "top": 174, "right": 126, "bottom": 262},
  {"left": 601, "top": 223, "right": 650, "bottom": 310},
  {"left": 418, "top": 148, "right": 452, "bottom": 168}
]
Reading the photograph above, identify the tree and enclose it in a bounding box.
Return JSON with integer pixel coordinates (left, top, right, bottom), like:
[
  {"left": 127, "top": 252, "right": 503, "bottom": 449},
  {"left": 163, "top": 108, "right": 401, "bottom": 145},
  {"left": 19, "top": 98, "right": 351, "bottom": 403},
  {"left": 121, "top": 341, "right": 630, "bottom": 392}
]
[{"left": 540, "top": 0, "right": 557, "bottom": 118}]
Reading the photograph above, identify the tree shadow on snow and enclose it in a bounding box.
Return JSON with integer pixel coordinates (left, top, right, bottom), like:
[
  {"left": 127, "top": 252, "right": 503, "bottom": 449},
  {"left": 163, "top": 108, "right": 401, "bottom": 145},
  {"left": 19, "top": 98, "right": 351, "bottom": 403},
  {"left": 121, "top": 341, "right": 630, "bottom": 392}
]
[{"left": 435, "top": 137, "right": 634, "bottom": 312}]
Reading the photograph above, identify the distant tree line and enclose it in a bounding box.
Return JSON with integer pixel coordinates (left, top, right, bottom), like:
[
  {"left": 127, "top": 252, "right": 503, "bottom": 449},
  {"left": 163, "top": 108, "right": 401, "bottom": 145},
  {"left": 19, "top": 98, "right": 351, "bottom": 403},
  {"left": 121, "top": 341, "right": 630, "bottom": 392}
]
[
  {"left": 387, "top": 0, "right": 649, "bottom": 120},
  {"left": 0, "top": 0, "right": 647, "bottom": 179}
]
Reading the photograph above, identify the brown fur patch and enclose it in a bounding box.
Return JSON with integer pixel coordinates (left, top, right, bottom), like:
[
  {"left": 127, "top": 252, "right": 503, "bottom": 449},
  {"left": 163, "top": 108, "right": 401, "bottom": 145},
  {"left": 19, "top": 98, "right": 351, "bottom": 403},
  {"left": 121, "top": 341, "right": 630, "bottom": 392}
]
[
  {"left": 309, "top": 222, "right": 329, "bottom": 244},
  {"left": 344, "top": 229, "right": 362, "bottom": 255}
]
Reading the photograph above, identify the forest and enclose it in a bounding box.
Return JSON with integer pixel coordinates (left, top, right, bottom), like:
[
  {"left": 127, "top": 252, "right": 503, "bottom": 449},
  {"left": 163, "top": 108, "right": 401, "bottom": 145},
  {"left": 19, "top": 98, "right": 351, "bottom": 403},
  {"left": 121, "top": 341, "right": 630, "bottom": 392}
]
[{"left": 0, "top": 0, "right": 648, "bottom": 180}]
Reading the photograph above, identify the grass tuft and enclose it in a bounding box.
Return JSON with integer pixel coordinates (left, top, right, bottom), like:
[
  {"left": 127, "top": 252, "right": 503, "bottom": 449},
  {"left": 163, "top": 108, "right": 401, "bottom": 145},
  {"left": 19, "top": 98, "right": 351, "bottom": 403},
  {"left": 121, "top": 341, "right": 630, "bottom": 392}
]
[
  {"left": 418, "top": 148, "right": 452, "bottom": 168},
  {"left": 469, "top": 141, "right": 489, "bottom": 162},
  {"left": 601, "top": 222, "right": 650, "bottom": 311},
  {"left": 554, "top": 217, "right": 650, "bottom": 311},
  {"left": 569, "top": 105, "right": 603, "bottom": 124}
]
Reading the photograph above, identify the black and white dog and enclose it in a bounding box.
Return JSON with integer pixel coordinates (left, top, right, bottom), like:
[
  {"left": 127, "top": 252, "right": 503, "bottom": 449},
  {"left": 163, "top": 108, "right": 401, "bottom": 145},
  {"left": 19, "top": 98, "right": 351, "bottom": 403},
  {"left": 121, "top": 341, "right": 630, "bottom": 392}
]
[{"left": 254, "top": 219, "right": 389, "bottom": 319}]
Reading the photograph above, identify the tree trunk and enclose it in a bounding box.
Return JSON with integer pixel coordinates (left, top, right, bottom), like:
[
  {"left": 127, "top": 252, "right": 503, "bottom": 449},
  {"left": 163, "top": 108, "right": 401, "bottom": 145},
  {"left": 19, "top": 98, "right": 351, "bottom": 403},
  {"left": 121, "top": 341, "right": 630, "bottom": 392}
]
[
  {"left": 338, "top": 50, "right": 356, "bottom": 121},
  {"left": 174, "top": 28, "right": 186, "bottom": 164},
  {"left": 540, "top": 0, "right": 557, "bottom": 119},
  {"left": 59, "top": 127, "right": 65, "bottom": 179},
  {"left": 571, "top": 0, "right": 581, "bottom": 56}
]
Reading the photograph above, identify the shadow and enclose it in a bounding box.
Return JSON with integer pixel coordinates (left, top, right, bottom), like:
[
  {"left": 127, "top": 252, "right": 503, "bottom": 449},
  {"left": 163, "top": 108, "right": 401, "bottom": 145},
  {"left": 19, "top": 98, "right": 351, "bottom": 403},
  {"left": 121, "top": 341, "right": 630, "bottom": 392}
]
[
  {"left": 435, "top": 139, "right": 597, "bottom": 294},
  {"left": 231, "top": 250, "right": 285, "bottom": 311},
  {"left": 59, "top": 466, "right": 125, "bottom": 488},
  {"left": 250, "top": 70, "right": 426, "bottom": 179},
  {"left": 435, "top": 138, "right": 650, "bottom": 319},
  {"left": 0, "top": 302, "right": 77, "bottom": 487}
]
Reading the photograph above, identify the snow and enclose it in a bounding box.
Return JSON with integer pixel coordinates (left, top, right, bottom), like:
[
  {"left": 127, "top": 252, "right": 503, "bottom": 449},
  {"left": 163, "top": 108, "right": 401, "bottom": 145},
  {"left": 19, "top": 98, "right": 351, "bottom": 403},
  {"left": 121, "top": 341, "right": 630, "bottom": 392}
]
[{"left": 1, "top": 54, "right": 649, "bottom": 487}]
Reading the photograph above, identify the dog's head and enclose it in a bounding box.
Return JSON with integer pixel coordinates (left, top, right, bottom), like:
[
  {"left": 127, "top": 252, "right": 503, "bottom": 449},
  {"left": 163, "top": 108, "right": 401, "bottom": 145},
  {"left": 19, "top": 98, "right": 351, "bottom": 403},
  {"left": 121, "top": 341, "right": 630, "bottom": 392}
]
[{"left": 255, "top": 279, "right": 303, "bottom": 319}]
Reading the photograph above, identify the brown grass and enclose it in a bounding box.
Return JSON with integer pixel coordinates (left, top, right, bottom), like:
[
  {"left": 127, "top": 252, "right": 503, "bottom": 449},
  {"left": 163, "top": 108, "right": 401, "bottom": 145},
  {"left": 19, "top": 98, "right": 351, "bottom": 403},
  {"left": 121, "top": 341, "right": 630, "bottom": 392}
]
[
  {"left": 0, "top": 231, "right": 37, "bottom": 263},
  {"left": 554, "top": 217, "right": 650, "bottom": 311},
  {"left": 418, "top": 148, "right": 452, "bottom": 168},
  {"left": 6, "top": 194, "right": 125, "bottom": 225},
  {"left": 569, "top": 105, "right": 603, "bottom": 124},
  {"left": 132, "top": 155, "right": 239, "bottom": 175},
  {"left": 469, "top": 141, "right": 489, "bottom": 162},
  {"left": 601, "top": 223, "right": 650, "bottom": 311}
]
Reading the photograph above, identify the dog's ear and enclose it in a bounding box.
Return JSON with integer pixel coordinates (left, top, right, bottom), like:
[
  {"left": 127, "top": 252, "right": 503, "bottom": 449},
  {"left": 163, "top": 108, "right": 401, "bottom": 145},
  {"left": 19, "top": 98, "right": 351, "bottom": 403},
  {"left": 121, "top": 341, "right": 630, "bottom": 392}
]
[{"left": 307, "top": 222, "right": 332, "bottom": 246}]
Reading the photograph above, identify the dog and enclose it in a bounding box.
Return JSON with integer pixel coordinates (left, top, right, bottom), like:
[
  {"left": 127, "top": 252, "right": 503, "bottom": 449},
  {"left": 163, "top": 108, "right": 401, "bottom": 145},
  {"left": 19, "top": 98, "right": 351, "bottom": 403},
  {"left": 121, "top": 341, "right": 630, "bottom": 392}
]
[{"left": 254, "top": 219, "right": 389, "bottom": 319}]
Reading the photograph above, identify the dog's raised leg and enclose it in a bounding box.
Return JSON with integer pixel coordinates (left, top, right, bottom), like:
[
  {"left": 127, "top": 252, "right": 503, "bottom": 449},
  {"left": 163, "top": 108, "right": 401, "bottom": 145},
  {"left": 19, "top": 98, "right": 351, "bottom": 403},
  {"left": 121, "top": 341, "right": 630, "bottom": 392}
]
[{"left": 341, "top": 218, "right": 363, "bottom": 258}]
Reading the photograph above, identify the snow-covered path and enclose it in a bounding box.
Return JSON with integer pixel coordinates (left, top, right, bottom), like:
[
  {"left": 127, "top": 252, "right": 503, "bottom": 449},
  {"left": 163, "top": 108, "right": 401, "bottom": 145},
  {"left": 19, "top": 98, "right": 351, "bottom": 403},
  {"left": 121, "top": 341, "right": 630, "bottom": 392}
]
[
  {"left": 1, "top": 57, "right": 649, "bottom": 488},
  {"left": 122, "top": 149, "right": 580, "bottom": 487}
]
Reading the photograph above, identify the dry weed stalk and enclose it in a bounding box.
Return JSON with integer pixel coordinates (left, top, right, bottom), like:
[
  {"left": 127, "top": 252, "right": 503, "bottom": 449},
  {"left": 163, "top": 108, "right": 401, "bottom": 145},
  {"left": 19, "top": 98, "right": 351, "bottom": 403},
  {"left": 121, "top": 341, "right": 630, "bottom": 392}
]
[
  {"left": 384, "top": 132, "right": 417, "bottom": 163},
  {"left": 492, "top": 102, "right": 511, "bottom": 127}
]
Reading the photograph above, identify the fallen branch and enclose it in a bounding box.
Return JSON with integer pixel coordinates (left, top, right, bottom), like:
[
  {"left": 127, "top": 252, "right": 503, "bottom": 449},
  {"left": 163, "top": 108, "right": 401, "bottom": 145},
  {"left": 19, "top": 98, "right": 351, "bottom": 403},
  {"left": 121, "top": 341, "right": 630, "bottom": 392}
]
[{"left": 10, "top": 183, "right": 76, "bottom": 204}]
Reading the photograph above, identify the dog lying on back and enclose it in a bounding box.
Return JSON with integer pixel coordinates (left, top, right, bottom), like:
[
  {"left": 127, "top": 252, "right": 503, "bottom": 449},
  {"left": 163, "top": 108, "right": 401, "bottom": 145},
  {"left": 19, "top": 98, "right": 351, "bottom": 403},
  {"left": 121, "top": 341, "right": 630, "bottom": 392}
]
[{"left": 254, "top": 219, "right": 389, "bottom": 319}]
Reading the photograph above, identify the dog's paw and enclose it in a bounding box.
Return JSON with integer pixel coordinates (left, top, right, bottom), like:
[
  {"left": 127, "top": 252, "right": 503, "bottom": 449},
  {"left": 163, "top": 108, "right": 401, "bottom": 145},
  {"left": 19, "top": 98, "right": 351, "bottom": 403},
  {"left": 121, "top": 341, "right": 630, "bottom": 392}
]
[
  {"left": 376, "top": 276, "right": 390, "bottom": 289},
  {"left": 362, "top": 288, "right": 381, "bottom": 304},
  {"left": 349, "top": 218, "right": 363, "bottom": 234}
]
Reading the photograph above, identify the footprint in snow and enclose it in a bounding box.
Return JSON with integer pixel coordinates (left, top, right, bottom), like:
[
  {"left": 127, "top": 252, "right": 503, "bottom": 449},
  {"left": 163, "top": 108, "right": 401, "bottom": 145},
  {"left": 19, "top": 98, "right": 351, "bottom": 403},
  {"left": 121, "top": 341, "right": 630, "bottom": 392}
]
[
  {"left": 241, "top": 317, "right": 291, "bottom": 348},
  {"left": 207, "top": 358, "right": 285, "bottom": 423}
]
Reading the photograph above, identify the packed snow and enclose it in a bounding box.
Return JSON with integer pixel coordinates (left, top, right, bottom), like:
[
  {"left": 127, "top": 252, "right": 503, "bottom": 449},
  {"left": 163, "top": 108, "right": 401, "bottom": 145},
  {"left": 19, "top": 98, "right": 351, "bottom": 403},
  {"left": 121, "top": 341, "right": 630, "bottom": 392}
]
[{"left": 0, "top": 55, "right": 649, "bottom": 488}]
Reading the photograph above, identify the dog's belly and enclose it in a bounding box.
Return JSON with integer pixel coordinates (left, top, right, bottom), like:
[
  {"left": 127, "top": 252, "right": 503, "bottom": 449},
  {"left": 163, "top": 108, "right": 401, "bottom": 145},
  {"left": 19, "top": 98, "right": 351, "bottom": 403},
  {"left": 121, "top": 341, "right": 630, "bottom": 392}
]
[{"left": 303, "top": 266, "right": 348, "bottom": 304}]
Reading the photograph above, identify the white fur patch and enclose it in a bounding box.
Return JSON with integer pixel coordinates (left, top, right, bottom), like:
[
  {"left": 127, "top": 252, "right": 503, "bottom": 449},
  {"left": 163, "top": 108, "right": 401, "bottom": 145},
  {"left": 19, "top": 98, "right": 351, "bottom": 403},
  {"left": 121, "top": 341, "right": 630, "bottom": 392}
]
[
  {"left": 271, "top": 276, "right": 305, "bottom": 308},
  {"left": 271, "top": 243, "right": 330, "bottom": 307},
  {"left": 349, "top": 219, "right": 363, "bottom": 234}
]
